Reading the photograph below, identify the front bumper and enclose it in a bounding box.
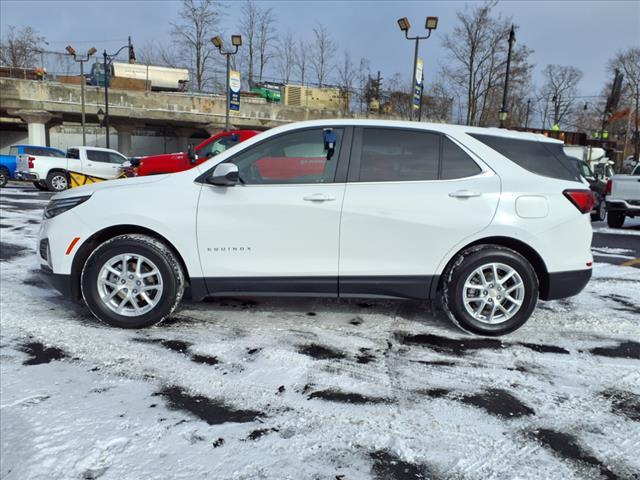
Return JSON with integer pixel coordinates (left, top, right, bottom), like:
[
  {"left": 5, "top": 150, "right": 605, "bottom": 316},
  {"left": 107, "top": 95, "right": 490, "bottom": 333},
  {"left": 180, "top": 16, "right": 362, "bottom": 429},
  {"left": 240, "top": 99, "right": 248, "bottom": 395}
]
[
  {"left": 15, "top": 171, "right": 40, "bottom": 181},
  {"left": 39, "top": 265, "right": 78, "bottom": 299},
  {"left": 541, "top": 268, "right": 592, "bottom": 301}
]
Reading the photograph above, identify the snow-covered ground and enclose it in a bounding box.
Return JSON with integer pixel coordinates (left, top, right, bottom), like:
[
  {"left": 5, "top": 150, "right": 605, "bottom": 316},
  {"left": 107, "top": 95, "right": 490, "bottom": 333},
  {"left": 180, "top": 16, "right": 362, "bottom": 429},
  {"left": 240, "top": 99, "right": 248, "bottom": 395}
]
[{"left": 1, "top": 187, "right": 639, "bottom": 480}]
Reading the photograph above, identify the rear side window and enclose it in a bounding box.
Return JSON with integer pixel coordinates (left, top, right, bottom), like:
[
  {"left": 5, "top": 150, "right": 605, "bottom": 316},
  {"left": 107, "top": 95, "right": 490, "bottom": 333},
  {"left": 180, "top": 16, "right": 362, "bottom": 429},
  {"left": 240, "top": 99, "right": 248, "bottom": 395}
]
[
  {"left": 359, "top": 128, "right": 439, "bottom": 182},
  {"left": 67, "top": 148, "right": 80, "bottom": 159},
  {"left": 45, "top": 149, "right": 66, "bottom": 158},
  {"left": 469, "top": 134, "right": 580, "bottom": 182},
  {"left": 441, "top": 137, "right": 482, "bottom": 179},
  {"left": 86, "top": 150, "right": 111, "bottom": 163}
]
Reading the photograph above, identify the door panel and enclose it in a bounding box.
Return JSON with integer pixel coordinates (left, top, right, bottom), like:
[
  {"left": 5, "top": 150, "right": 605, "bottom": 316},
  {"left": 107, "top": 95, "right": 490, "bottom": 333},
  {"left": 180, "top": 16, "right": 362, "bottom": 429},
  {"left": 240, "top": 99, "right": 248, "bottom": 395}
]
[
  {"left": 83, "top": 150, "right": 118, "bottom": 179},
  {"left": 196, "top": 183, "right": 344, "bottom": 293},
  {"left": 339, "top": 174, "right": 500, "bottom": 280}
]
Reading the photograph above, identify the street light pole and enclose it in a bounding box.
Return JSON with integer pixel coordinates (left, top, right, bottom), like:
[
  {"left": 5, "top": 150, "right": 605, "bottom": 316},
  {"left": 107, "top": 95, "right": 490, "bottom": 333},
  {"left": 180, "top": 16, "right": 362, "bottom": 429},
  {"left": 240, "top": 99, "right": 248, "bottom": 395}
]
[
  {"left": 211, "top": 35, "right": 242, "bottom": 132},
  {"left": 635, "top": 83, "right": 639, "bottom": 163},
  {"left": 102, "top": 37, "right": 136, "bottom": 148},
  {"left": 524, "top": 99, "right": 531, "bottom": 128},
  {"left": 397, "top": 16, "right": 438, "bottom": 121},
  {"left": 499, "top": 25, "right": 516, "bottom": 128},
  {"left": 65, "top": 45, "right": 96, "bottom": 146}
]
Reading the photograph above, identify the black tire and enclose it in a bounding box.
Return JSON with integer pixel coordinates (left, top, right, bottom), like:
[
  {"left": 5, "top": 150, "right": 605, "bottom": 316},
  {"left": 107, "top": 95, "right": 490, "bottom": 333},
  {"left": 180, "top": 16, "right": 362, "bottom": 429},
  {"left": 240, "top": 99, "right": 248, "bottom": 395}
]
[
  {"left": 46, "top": 171, "right": 69, "bottom": 192},
  {"left": 0, "top": 167, "right": 8, "bottom": 188},
  {"left": 591, "top": 199, "right": 606, "bottom": 222},
  {"left": 81, "top": 234, "right": 185, "bottom": 328},
  {"left": 440, "top": 245, "right": 539, "bottom": 336},
  {"left": 607, "top": 211, "right": 625, "bottom": 228},
  {"left": 33, "top": 180, "right": 48, "bottom": 191}
]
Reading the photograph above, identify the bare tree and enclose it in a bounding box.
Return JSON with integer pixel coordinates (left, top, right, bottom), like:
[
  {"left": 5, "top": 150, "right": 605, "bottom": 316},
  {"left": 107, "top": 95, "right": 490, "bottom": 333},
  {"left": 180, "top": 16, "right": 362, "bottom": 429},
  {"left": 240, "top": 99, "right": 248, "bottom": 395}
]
[
  {"left": 440, "top": 1, "right": 533, "bottom": 126},
  {"left": 239, "top": 0, "right": 258, "bottom": 85},
  {"left": 137, "top": 41, "right": 181, "bottom": 68},
  {"left": 541, "top": 64, "right": 583, "bottom": 128},
  {"left": 608, "top": 47, "right": 640, "bottom": 161},
  {"left": 0, "top": 25, "right": 46, "bottom": 68},
  {"left": 294, "top": 39, "right": 308, "bottom": 85},
  {"left": 277, "top": 30, "right": 296, "bottom": 84},
  {"left": 336, "top": 50, "right": 355, "bottom": 112},
  {"left": 355, "top": 57, "right": 371, "bottom": 113},
  {"left": 310, "top": 24, "right": 336, "bottom": 87},
  {"left": 256, "top": 5, "right": 276, "bottom": 82},
  {"left": 171, "top": 0, "right": 223, "bottom": 92}
]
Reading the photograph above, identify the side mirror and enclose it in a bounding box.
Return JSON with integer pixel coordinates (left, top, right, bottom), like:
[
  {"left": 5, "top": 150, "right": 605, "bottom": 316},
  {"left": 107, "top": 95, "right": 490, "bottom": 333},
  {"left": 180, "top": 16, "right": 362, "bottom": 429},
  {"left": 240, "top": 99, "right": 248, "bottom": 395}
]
[
  {"left": 206, "top": 163, "right": 239, "bottom": 186},
  {"left": 187, "top": 143, "right": 198, "bottom": 164}
]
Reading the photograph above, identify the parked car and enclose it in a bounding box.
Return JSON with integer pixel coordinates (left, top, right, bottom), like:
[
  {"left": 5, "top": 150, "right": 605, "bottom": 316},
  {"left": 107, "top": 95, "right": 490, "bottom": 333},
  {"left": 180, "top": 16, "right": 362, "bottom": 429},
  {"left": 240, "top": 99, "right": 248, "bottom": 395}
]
[
  {"left": 123, "top": 130, "right": 260, "bottom": 177},
  {"left": 567, "top": 157, "right": 607, "bottom": 221},
  {"left": 605, "top": 164, "right": 640, "bottom": 228},
  {"left": 0, "top": 145, "right": 66, "bottom": 189},
  {"left": 37, "top": 120, "right": 593, "bottom": 336},
  {"left": 16, "top": 146, "right": 128, "bottom": 191}
]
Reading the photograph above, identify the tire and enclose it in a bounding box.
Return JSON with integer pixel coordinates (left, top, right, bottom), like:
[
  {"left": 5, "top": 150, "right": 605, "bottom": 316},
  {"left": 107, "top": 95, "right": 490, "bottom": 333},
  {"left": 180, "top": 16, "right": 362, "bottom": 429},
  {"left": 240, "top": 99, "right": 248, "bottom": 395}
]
[
  {"left": 607, "top": 211, "right": 625, "bottom": 228},
  {"left": 81, "top": 234, "right": 185, "bottom": 328},
  {"left": 46, "top": 171, "right": 69, "bottom": 192},
  {"left": 33, "top": 180, "right": 48, "bottom": 191},
  {"left": 441, "top": 245, "right": 539, "bottom": 336},
  {"left": 0, "top": 167, "right": 8, "bottom": 188},
  {"left": 591, "top": 199, "right": 606, "bottom": 222}
]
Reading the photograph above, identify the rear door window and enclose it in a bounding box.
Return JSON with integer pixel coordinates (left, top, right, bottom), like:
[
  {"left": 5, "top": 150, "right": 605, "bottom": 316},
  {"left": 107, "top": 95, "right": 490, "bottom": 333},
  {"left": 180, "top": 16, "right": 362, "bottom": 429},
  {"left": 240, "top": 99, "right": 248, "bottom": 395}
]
[
  {"left": 67, "top": 148, "right": 80, "bottom": 160},
  {"left": 441, "top": 137, "right": 482, "bottom": 179},
  {"left": 108, "top": 152, "right": 127, "bottom": 164},
  {"left": 469, "top": 134, "right": 580, "bottom": 182},
  {"left": 358, "top": 128, "right": 440, "bottom": 182}
]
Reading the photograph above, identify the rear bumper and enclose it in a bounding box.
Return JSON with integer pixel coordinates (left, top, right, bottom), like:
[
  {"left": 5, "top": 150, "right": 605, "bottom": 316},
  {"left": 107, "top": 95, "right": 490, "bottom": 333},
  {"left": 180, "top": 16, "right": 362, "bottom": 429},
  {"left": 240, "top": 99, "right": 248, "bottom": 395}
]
[
  {"left": 15, "top": 171, "right": 39, "bottom": 181},
  {"left": 606, "top": 200, "right": 640, "bottom": 215},
  {"left": 39, "top": 265, "right": 78, "bottom": 299},
  {"left": 541, "top": 268, "right": 592, "bottom": 301}
]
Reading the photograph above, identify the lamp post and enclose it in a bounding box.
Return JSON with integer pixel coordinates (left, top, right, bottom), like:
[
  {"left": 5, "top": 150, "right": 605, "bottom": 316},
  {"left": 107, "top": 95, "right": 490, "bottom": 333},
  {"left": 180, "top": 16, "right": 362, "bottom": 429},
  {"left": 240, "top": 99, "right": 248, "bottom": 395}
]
[
  {"left": 65, "top": 45, "right": 97, "bottom": 146},
  {"left": 499, "top": 25, "right": 516, "bottom": 128},
  {"left": 397, "top": 16, "right": 438, "bottom": 121},
  {"left": 102, "top": 37, "right": 135, "bottom": 148},
  {"left": 211, "top": 35, "right": 242, "bottom": 132},
  {"left": 524, "top": 98, "right": 531, "bottom": 128}
]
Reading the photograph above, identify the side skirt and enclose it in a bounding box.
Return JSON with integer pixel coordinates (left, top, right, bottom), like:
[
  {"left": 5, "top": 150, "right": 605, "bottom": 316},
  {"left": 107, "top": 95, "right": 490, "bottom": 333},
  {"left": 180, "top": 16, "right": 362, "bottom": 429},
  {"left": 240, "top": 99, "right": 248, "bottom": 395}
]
[{"left": 189, "top": 276, "right": 438, "bottom": 301}]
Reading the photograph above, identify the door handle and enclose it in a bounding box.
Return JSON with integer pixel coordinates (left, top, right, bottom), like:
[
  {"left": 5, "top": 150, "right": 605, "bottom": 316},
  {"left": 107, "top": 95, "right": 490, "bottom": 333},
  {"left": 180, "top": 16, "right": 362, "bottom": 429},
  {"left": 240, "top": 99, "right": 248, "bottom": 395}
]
[
  {"left": 449, "top": 190, "right": 481, "bottom": 198},
  {"left": 303, "top": 193, "right": 336, "bottom": 202}
]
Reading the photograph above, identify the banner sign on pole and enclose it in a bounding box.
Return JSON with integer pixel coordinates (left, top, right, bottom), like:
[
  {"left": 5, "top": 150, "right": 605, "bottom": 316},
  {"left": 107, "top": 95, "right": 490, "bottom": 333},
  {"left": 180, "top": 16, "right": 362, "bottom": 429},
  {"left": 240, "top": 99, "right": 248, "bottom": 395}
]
[
  {"left": 413, "top": 58, "right": 424, "bottom": 110},
  {"left": 229, "top": 70, "right": 241, "bottom": 111}
]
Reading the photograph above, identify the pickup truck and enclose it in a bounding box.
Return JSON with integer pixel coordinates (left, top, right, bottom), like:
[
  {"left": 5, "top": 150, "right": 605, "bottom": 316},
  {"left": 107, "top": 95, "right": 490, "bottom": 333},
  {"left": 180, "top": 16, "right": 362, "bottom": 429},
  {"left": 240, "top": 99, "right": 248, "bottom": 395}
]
[
  {"left": 568, "top": 157, "right": 608, "bottom": 221},
  {"left": 16, "top": 146, "right": 129, "bottom": 191},
  {"left": 605, "top": 164, "right": 640, "bottom": 228},
  {"left": 0, "top": 145, "right": 66, "bottom": 188},
  {"left": 123, "top": 130, "right": 259, "bottom": 177}
]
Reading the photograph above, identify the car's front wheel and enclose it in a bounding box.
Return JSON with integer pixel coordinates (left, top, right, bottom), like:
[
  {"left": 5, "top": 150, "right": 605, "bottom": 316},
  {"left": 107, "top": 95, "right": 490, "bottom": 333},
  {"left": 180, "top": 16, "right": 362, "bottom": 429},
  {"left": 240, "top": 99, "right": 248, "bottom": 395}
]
[
  {"left": 81, "top": 234, "right": 185, "bottom": 328},
  {"left": 441, "top": 245, "right": 538, "bottom": 336},
  {"left": 591, "top": 199, "right": 606, "bottom": 222}
]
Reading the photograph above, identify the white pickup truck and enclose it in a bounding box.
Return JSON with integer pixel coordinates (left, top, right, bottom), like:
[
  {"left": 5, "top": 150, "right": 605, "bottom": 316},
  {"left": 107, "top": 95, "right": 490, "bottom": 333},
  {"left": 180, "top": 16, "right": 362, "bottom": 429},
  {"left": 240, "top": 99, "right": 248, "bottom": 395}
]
[
  {"left": 16, "top": 146, "right": 128, "bottom": 191},
  {"left": 605, "top": 163, "right": 640, "bottom": 228}
]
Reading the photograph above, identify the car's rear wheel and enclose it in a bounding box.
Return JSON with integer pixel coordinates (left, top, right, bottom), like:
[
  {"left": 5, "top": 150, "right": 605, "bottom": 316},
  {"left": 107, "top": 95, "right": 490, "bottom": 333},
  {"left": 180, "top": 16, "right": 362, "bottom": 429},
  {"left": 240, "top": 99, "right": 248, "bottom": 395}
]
[
  {"left": 46, "top": 171, "right": 69, "bottom": 192},
  {"left": 0, "top": 167, "right": 8, "bottom": 188},
  {"left": 591, "top": 199, "right": 606, "bottom": 222},
  {"left": 607, "top": 211, "right": 625, "bottom": 228},
  {"left": 441, "top": 245, "right": 538, "bottom": 336},
  {"left": 33, "top": 180, "right": 48, "bottom": 191},
  {"left": 81, "top": 234, "right": 185, "bottom": 328}
]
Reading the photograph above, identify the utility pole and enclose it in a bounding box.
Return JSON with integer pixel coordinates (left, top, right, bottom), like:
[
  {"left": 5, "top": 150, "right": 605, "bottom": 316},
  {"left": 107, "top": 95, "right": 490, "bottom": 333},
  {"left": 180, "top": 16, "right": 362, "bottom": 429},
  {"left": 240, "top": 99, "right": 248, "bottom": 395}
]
[
  {"left": 499, "top": 25, "right": 516, "bottom": 128},
  {"left": 102, "top": 37, "right": 136, "bottom": 148},
  {"left": 65, "top": 45, "right": 96, "bottom": 146},
  {"left": 635, "top": 83, "right": 639, "bottom": 162},
  {"left": 524, "top": 99, "right": 531, "bottom": 128}
]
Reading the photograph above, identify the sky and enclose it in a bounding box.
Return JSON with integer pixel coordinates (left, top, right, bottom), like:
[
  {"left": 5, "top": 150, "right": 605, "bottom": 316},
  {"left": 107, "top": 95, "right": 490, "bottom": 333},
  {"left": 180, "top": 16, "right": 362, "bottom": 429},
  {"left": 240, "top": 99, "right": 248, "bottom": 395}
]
[{"left": 1, "top": 0, "right": 639, "bottom": 97}]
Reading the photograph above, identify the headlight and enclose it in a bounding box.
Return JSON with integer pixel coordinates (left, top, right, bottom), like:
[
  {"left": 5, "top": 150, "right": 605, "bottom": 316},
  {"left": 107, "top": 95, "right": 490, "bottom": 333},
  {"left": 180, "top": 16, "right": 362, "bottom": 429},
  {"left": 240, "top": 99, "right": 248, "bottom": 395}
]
[{"left": 44, "top": 195, "right": 91, "bottom": 219}]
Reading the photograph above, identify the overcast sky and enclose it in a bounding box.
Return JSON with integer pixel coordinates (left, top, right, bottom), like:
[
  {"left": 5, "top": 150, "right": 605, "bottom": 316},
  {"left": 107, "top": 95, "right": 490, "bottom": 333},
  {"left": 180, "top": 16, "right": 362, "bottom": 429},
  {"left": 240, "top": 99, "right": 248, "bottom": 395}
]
[{"left": 1, "top": 0, "right": 639, "bottom": 96}]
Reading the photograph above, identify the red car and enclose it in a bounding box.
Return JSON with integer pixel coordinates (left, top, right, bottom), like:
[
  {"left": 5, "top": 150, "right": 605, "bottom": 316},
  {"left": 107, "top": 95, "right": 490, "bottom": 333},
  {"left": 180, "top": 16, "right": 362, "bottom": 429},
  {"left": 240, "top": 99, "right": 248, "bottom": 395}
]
[{"left": 125, "top": 130, "right": 260, "bottom": 176}]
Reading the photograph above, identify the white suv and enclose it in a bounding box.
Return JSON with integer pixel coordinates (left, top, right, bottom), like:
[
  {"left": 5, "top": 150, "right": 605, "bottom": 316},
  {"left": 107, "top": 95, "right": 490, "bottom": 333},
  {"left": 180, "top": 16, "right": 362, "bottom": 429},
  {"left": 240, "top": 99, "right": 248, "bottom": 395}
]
[{"left": 37, "top": 120, "right": 593, "bottom": 336}]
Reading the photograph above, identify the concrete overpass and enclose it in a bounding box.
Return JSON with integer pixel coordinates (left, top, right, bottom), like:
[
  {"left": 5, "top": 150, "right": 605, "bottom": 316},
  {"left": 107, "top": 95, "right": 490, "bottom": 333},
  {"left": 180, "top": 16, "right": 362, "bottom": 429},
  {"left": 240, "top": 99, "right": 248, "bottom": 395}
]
[{"left": 0, "top": 77, "right": 391, "bottom": 155}]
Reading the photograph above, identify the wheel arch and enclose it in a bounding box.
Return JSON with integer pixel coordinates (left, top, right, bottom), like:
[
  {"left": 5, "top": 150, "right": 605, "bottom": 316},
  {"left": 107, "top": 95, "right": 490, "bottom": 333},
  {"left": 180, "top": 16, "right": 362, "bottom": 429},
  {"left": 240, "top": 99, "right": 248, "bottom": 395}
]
[
  {"left": 69, "top": 224, "right": 192, "bottom": 300},
  {"left": 434, "top": 236, "right": 551, "bottom": 300}
]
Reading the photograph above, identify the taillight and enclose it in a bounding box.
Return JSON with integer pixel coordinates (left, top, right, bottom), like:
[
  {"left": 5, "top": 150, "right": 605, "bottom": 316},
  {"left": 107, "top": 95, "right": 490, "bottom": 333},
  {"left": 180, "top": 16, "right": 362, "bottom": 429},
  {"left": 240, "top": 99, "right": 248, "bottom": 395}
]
[
  {"left": 605, "top": 179, "right": 612, "bottom": 196},
  {"left": 563, "top": 189, "right": 594, "bottom": 214},
  {"left": 28, "top": 156, "right": 35, "bottom": 168}
]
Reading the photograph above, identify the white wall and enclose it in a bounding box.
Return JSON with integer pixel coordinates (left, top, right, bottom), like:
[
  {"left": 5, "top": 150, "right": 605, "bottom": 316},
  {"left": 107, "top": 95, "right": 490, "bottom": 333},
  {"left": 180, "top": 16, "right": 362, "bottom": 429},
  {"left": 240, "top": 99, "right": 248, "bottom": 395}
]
[{"left": 1, "top": 124, "right": 206, "bottom": 156}]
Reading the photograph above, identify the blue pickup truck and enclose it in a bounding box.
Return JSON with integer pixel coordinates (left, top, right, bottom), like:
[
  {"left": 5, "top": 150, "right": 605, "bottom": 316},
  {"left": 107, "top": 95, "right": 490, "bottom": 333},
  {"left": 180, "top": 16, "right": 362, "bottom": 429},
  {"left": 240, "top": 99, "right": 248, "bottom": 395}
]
[{"left": 0, "top": 145, "right": 66, "bottom": 188}]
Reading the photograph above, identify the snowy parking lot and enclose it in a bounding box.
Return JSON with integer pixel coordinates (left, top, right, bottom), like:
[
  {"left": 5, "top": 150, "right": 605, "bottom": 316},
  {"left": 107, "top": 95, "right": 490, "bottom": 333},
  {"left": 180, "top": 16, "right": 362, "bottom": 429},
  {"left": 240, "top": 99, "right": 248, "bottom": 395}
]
[{"left": 1, "top": 183, "right": 639, "bottom": 480}]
